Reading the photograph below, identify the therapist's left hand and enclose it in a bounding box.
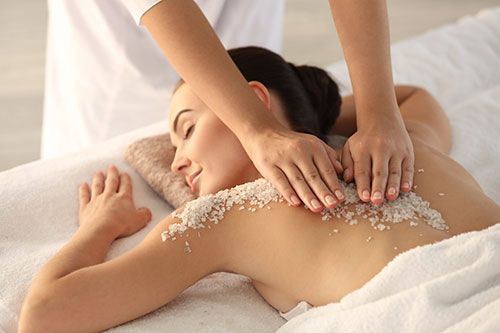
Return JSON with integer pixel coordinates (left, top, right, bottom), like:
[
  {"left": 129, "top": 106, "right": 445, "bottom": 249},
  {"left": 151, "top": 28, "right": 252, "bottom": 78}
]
[{"left": 340, "top": 111, "right": 415, "bottom": 205}]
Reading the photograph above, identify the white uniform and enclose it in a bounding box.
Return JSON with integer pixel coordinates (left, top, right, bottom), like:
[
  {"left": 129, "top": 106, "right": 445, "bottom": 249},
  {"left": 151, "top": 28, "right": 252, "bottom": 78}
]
[{"left": 41, "top": 0, "right": 284, "bottom": 159}]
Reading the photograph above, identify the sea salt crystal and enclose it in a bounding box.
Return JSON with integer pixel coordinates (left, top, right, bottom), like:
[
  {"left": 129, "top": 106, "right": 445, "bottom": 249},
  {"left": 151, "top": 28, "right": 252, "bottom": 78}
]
[
  {"left": 328, "top": 233, "right": 332, "bottom": 236},
  {"left": 438, "top": 193, "right": 445, "bottom": 196},
  {"left": 161, "top": 178, "right": 285, "bottom": 241},
  {"left": 366, "top": 236, "right": 373, "bottom": 242},
  {"left": 414, "top": 185, "right": 418, "bottom": 189},
  {"left": 417, "top": 169, "right": 424, "bottom": 173},
  {"left": 161, "top": 178, "right": 449, "bottom": 245},
  {"left": 394, "top": 246, "right": 398, "bottom": 250}
]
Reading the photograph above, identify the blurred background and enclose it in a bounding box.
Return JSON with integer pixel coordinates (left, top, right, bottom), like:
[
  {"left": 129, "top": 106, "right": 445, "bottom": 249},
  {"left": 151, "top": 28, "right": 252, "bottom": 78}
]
[{"left": 1, "top": 0, "right": 498, "bottom": 172}]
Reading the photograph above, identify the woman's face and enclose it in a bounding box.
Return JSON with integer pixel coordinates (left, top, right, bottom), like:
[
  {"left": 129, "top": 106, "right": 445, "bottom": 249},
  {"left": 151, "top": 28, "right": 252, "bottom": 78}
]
[{"left": 169, "top": 82, "right": 284, "bottom": 196}]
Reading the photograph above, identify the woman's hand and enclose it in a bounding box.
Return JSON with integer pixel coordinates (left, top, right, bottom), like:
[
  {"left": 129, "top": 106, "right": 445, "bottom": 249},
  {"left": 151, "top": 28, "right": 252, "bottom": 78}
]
[
  {"left": 341, "top": 113, "right": 415, "bottom": 205},
  {"left": 242, "top": 127, "right": 345, "bottom": 212},
  {"left": 78, "top": 165, "right": 152, "bottom": 239}
]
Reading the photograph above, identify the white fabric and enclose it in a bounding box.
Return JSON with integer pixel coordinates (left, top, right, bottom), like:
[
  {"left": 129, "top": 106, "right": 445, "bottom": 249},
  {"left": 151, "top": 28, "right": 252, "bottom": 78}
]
[
  {"left": 1, "top": 6, "right": 500, "bottom": 333},
  {"left": 41, "top": 0, "right": 284, "bottom": 160},
  {"left": 279, "top": 301, "right": 313, "bottom": 321}
]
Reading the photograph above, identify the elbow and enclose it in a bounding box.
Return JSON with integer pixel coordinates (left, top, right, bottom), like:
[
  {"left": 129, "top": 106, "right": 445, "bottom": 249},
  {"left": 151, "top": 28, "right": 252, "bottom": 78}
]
[
  {"left": 18, "top": 293, "right": 62, "bottom": 333},
  {"left": 18, "top": 298, "right": 46, "bottom": 333}
]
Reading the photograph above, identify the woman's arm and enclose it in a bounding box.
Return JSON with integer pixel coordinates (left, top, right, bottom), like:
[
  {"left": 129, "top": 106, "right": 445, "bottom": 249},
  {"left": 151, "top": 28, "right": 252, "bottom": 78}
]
[
  {"left": 18, "top": 167, "right": 226, "bottom": 333},
  {"left": 19, "top": 210, "right": 225, "bottom": 333}
]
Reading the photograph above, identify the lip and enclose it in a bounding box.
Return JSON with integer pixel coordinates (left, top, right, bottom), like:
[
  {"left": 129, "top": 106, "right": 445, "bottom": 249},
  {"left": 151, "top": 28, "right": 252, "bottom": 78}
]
[{"left": 187, "top": 170, "right": 202, "bottom": 192}]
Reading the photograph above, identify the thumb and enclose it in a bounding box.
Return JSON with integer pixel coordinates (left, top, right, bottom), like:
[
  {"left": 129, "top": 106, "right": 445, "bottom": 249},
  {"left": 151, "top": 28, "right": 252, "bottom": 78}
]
[{"left": 137, "top": 207, "right": 152, "bottom": 223}]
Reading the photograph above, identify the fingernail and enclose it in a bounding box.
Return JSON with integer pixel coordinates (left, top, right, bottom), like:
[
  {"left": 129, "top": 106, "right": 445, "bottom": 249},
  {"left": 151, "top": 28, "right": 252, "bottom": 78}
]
[
  {"left": 372, "top": 191, "right": 382, "bottom": 200},
  {"left": 388, "top": 187, "right": 396, "bottom": 195},
  {"left": 290, "top": 195, "right": 301, "bottom": 205},
  {"left": 402, "top": 182, "right": 410, "bottom": 190},
  {"left": 311, "top": 199, "right": 322, "bottom": 209},
  {"left": 325, "top": 195, "right": 337, "bottom": 205},
  {"left": 362, "top": 190, "right": 370, "bottom": 200},
  {"left": 335, "top": 190, "right": 344, "bottom": 200}
]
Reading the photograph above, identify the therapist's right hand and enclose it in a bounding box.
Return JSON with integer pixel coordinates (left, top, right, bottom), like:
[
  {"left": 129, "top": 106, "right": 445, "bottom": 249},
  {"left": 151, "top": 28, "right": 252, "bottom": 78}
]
[{"left": 243, "top": 127, "right": 346, "bottom": 213}]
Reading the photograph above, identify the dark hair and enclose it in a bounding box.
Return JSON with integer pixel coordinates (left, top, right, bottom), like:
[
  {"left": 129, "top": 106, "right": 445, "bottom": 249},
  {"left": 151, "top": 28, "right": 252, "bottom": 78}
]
[{"left": 175, "top": 46, "right": 342, "bottom": 143}]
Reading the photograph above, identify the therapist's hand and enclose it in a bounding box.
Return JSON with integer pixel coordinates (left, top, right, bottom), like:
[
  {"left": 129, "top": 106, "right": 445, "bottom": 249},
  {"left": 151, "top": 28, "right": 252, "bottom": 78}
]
[
  {"left": 243, "top": 127, "right": 346, "bottom": 212},
  {"left": 340, "top": 111, "right": 415, "bottom": 205}
]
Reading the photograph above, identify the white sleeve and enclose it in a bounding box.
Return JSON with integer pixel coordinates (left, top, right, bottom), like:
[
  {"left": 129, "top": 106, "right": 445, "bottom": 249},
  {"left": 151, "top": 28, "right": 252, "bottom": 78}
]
[{"left": 121, "top": 0, "right": 163, "bottom": 25}]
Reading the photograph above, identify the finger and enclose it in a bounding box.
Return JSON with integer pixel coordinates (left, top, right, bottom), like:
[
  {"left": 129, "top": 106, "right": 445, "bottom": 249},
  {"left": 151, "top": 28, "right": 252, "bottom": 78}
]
[
  {"left": 137, "top": 207, "right": 152, "bottom": 224},
  {"left": 386, "top": 157, "right": 402, "bottom": 201},
  {"left": 104, "top": 164, "right": 120, "bottom": 194},
  {"left": 79, "top": 182, "right": 90, "bottom": 207},
  {"left": 400, "top": 156, "right": 415, "bottom": 192},
  {"left": 341, "top": 143, "right": 354, "bottom": 183},
  {"left": 259, "top": 164, "right": 302, "bottom": 206},
  {"left": 370, "top": 156, "right": 390, "bottom": 205},
  {"left": 324, "top": 144, "right": 344, "bottom": 175},
  {"left": 118, "top": 172, "right": 132, "bottom": 196},
  {"left": 318, "top": 145, "right": 345, "bottom": 205},
  {"left": 91, "top": 171, "right": 105, "bottom": 198},
  {"left": 281, "top": 162, "right": 324, "bottom": 212},
  {"left": 352, "top": 153, "right": 372, "bottom": 202}
]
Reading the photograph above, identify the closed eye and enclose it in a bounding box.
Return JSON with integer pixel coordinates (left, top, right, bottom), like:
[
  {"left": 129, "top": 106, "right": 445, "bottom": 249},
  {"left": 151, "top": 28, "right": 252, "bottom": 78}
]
[{"left": 183, "top": 125, "right": 194, "bottom": 140}]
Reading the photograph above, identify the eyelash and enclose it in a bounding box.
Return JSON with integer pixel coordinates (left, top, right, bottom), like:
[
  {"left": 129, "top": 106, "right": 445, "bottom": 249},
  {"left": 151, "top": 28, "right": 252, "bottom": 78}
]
[{"left": 183, "top": 125, "right": 194, "bottom": 140}]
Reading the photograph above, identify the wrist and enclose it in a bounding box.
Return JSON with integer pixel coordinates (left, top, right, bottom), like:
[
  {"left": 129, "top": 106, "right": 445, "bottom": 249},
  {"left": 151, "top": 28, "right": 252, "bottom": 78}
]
[
  {"left": 77, "top": 223, "right": 119, "bottom": 245},
  {"left": 235, "top": 116, "right": 283, "bottom": 142},
  {"left": 356, "top": 101, "right": 403, "bottom": 129}
]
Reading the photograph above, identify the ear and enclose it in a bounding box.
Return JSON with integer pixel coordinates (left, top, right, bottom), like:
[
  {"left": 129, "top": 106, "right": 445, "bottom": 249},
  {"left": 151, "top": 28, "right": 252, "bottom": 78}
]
[{"left": 248, "top": 81, "right": 271, "bottom": 110}]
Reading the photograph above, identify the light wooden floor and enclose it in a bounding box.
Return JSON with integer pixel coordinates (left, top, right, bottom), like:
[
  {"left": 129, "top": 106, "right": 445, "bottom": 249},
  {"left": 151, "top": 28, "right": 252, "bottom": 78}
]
[{"left": 0, "top": 0, "right": 498, "bottom": 171}]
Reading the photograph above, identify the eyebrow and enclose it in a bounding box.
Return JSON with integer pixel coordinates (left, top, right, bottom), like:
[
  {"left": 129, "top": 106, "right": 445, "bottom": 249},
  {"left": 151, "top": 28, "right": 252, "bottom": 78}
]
[{"left": 172, "top": 108, "right": 193, "bottom": 135}]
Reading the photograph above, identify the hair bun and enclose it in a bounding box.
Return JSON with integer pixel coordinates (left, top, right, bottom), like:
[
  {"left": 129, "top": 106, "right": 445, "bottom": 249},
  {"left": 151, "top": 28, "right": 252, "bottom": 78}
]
[{"left": 288, "top": 63, "right": 342, "bottom": 136}]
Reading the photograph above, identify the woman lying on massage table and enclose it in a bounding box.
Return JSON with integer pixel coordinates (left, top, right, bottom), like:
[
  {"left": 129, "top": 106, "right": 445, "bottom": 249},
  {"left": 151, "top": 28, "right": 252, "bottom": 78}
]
[{"left": 19, "top": 46, "right": 500, "bottom": 332}]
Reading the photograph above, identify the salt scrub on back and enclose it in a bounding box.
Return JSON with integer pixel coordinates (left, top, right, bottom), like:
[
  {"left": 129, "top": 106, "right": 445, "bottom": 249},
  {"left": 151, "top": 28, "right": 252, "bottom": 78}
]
[
  {"left": 160, "top": 178, "right": 285, "bottom": 243},
  {"left": 161, "top": 178, "right": 448, "bottom": 252},
  {"left": 319, "top": 181, "right": 449, "bottom": 232}
]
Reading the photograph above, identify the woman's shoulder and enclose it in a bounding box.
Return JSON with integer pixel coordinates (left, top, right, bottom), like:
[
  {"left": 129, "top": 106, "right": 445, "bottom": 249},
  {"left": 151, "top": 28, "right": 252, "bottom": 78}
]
[{"left": 168, "top": 178, "right": 291, "bottom": 270}]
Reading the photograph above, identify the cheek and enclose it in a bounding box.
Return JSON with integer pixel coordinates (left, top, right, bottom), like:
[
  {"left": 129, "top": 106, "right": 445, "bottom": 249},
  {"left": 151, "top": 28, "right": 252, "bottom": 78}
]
[{"left": 194, "top": 119, "right": 253, "bottom": 192}]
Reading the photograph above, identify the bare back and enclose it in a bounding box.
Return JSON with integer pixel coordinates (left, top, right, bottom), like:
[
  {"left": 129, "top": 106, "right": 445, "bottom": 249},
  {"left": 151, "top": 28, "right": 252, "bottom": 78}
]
[{"left": 221, "top": 134, "right": 500, "bottom": 313}]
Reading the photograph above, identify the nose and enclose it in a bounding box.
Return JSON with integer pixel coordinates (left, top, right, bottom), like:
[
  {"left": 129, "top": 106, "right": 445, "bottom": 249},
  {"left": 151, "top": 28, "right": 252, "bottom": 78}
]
[{"left": 170, "top": 154, "right": 191, "bottom": 174}]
